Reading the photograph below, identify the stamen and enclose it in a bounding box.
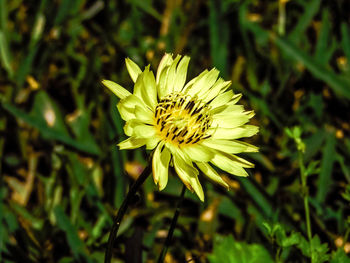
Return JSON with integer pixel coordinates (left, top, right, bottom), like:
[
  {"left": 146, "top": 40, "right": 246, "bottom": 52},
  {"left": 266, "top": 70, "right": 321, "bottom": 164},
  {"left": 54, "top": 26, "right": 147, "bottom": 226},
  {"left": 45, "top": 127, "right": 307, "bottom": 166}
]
[{"left": 154, "top": 93, "right": 212, "bottom": 147}]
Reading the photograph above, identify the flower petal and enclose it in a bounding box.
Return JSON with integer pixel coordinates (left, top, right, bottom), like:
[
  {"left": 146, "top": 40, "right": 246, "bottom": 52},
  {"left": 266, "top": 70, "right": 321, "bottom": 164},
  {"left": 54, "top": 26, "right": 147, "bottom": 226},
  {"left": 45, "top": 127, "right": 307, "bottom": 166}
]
[
  {"left": 134, "top": 105, "right": 154, "bottom": 124},
  {"left": 209, "top": 90, "right": 235, "bottom": 109},
  {"left": 133, "top": 124, "right": 156, "bottom": 138},
  {"left": 102, "top": 80, "right": 131, "bottom": 100},
  {"left": 211, "top": 112, "right": 251, "bottom": 128},
  {"left": 125, "top": 58, "right": 142, "bottom": 83},
  {"left": 211, "top": 125, "right": 259, "bottom": 140},
  {"left": 193, "top": 68, "right": 220, "bottom": 98},
  {"left": 118, "top": 137, "right": 147, "bottom": 149},
  {"left": 156, "top": 53, "right": 173, "bottom": 85},
  {"left": 173, "top": 56, "right": 190, "bottom": 93},
  {"left": 203, "top": 79, "right": 231, "bottom": 103},
  {"left": 123, "top": 119, "right": 143, "bottom": 136},
  {"left": 210, "top": 102, "right": 244, "bottom": 115},
  {"left": 181, "top": 144, "right": 214, "bottom": 162},
  {"left": 141, "top": 67, "right": 157, "bottom": 110},
  {"left": 173, "top": 150, "right": 204, "bottom": 201},
  {"left": 182, "top": 70, "right": 207, "bottom": 93},
  {"left": 196, "top": 162, "right": 228, "bottom": 189},
  {"left": 202, "top": 139, "right": 258, "bottom": 154},
  {"left": 117, "top": 101, "right": 134, "bottom": 121},
  {"left": 152, "top": 142, "right": 171, "bottom": 190},
  {"left": 211, "top": 152, "right": 253, "bottom": 177},
  {"left": 165, "top": 55, "right": 181, "bottom": 93},
  {"left": 146, "top": 137, "right": 160, "bottom": 150},
  {"left": 117, "top": 94, "right": 145, "bottom": 121}
]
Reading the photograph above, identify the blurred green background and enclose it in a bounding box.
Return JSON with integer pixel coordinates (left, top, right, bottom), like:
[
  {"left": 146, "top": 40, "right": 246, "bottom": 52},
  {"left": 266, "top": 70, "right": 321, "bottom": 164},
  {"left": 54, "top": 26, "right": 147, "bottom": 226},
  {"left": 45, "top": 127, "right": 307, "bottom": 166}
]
[{"left": 1, "top": 0, "right": 350, "bottom": 262}]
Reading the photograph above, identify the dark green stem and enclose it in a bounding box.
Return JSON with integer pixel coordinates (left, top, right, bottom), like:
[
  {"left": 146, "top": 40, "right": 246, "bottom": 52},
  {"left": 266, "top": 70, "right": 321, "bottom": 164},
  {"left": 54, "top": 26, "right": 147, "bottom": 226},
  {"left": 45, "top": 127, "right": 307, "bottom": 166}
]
[
  {"left": 157, "top": 185, "right": 186, "bottom": 263},
  {"left": 104, "top": 163, "right": 152, "bottom": 263},
  {"left": 298, "top": 151, "right": 313, "bottom": 262}
]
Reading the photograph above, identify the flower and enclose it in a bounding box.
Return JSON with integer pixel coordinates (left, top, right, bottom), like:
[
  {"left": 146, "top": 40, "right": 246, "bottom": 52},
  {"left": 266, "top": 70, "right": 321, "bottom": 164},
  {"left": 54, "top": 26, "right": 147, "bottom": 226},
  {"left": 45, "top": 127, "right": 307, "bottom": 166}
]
[{"left": 102, "top": 54, "right": 258, "bottom": 201}]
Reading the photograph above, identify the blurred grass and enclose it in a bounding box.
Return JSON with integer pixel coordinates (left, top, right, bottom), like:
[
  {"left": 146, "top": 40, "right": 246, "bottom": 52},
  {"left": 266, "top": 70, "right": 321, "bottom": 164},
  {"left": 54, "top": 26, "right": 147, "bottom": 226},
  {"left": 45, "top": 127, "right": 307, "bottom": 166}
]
[{"left": 1, "top": 0, "right": 350, "bottom": 262}]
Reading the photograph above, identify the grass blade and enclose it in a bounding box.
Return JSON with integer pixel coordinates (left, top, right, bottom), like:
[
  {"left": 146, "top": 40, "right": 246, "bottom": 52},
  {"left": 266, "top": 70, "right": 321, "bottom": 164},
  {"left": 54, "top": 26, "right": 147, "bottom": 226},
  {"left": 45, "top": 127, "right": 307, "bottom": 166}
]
[
  {"left": 316, "top": 132, "right": 336, "bottom": 203},
  {"left": 2, "top": 102, "right": 101, "bottom": 155},
  {"left": 273, "top": 34, "right": 350, "bottom": 99}
]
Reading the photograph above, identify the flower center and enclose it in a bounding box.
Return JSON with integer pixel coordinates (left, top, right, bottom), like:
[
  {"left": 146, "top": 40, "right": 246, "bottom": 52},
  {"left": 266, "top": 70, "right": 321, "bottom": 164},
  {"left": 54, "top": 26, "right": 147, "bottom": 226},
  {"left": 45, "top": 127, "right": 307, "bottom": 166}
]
[{"left": 154, "top": 93, "right": 212, "bottom": 147}]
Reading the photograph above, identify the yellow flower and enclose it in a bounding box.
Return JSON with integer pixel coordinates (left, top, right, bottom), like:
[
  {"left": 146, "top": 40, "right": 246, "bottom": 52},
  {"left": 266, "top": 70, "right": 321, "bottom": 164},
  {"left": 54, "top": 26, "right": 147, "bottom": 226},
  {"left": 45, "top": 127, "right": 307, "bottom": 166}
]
[{"left": 102, "top": 54, "right": 258, "bottom": 201}]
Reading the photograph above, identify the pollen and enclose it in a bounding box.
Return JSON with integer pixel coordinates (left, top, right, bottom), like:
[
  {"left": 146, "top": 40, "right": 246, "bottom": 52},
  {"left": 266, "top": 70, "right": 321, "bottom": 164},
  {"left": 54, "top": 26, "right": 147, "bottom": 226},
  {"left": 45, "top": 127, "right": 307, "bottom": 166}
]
[{"left": 154, "top": 93, "right": 212, "bottom": 147}]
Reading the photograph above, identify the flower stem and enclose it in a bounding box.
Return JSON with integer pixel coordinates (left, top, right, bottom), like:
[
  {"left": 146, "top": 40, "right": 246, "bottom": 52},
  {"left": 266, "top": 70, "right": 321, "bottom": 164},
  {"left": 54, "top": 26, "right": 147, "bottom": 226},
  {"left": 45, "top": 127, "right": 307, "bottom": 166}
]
[
  {"left": 298, "top": 151, "right": 313, "bottom": 262},
  {"left": 157, "top": 185, "right": 186, "bottom": 263},
  {"left": 104, "top": 163, "right": 152, "bottom": 263}
]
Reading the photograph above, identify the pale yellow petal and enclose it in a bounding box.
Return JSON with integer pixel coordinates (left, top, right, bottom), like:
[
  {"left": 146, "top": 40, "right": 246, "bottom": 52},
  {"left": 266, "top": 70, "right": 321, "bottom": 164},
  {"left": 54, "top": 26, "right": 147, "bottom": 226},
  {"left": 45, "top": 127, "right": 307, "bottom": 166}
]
[
  {"left": 152, "top": 142, "right": 171, "bottom": 190},
  {"left": 133, "top": 124, "right": 156, "bottom": 138},
  {"left": 173, "top": 151, "right": 204, "bottom": 201},
  {"left": 117, "top": 94, "right": 145, "bottom": 121},
  {"left": 133, "top": 67, "right": 145, "bottom": 98},
  {"left": 117, "top": 101, "right": 134, "bottom": 121},
  {"left": 156, "top": 53, "right": 173, "bottom": 85},
  {"left": 134, "top": 105, "right": 154, "bottom": 124},
  {"left": 202, "top": 139, "right": 258, "bottom": 154},
  {"left": 165, "top": 55, "right": 181, "bottom": 93},
  {"left": 211, "top": 125, "right": 259, "bottom": 140},
  {"left": 173, "top": 56, "right": 190, "bottom": 93},
  {"left": 193, "top": 68, "right": 220, "bottom": 98},
  {"left": 125, "top": 58, "right": 142, "bottom": 83},
  {"left": 211, "top": 112, "right": 250, "bottom": 128},
  {"left": 123, "top": 119, "right": 142, "bottom": 136},
  {"left": 209, "top": 90, "right": 234, "bottom": 109},
  {"left": 230, "top": 154, "right": 255, "bottom": 168},
  {"left": 141, "top": 68, "right": 157, "bottom": 109},
  {"left": 203, "top": 79, "right": 231, "bottom": 103},
  {"left": 102, "top": 80, "right": 131, "bottom": 100},
  {"left": 196, "top": 162, "right": 228, "bottom": 189},
  {"left": 181, "top": 144, "right": 214, "bottom": 162},
  {"left": 210, "top": 103, "right": 244, "bottom": 115},
  {"left": 146, "top": 137, "right": 160, "bottom": 150},
  {"left": 118, "top": 137, "right": 147, "bottom": 149},
  {"left": 211, "top": 152, "right": 252, "bottom": 177},
  {"left": 157, "top": 65, "right": 171, "bottom": 99},
  {"left": 182, "top": 70, "right": 208, "bottom": 93}
]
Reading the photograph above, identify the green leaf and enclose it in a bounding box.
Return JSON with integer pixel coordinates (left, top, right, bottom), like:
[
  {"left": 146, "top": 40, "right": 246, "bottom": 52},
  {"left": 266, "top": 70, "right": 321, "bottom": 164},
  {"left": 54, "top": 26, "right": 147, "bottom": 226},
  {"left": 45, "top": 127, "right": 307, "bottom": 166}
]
[
  {"left": 0, "top": 0, "right": 14, "bottom": 78},
  {"left": 30, "top": 90, "right": 70, "bottom": 135},
  {"left": 281, "top": 232, "right": 302, "bottom": 247},
  {"left": 238, "top": 177, "right": 274, "bottom": 218},
  {"left": 314, "top": 10, "right": 334, "bottom": 65},
  {"left": 310, "top": 235, "right": 330, "bottom": 263},
  {"left": 316, "top": 132, "right": 336, "bottom": 203},
  {"left": 242, "top": 16, "right": 350, "bottom": 99},
  {"left": 2, "top": 101, "right": 100, "bottom": 155},
  {"left": 209, "top": 0, "right": 229, "bottom": 77},
  {"left": 296, "top": 235, "right": 330, "bottom": 263},
  {"left": 66, "top": 107, "right": 100, "bottom": 152},
  {"left": 208, "top": 235, "right": 274, "bottom": 263},
  {"left": 129, "top": 0, "right": 162, "bottom": 21},
  {"left": 0, "top": 31, "right": 13, "bottom": 77},
  {"left": 273, "top": 35, "right": 350, "bottom": 99},
  {"left": 54, "top": 0, "right": 83, "bottom": 26},
  {"left": 15, "top": 44, "right": 39, "bottom": 88},
  {"left": 341, "top": 23, "right": 350, "bottom": 64},
  {"left": 54, "top": 205, "right": 93, "bottom": 262},
  {"left": 289, "top": 0, "right": 321, "bottom": 43},
  {"left": 331, "top": 248, "right": 350, "bottom": 263}
]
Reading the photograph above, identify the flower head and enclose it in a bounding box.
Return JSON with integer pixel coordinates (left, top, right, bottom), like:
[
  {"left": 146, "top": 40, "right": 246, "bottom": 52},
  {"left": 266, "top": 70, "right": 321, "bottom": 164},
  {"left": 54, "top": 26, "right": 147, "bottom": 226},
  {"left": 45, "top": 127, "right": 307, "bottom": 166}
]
[{"left": 102, "top": 54, "right": 258, "bottom": 201}]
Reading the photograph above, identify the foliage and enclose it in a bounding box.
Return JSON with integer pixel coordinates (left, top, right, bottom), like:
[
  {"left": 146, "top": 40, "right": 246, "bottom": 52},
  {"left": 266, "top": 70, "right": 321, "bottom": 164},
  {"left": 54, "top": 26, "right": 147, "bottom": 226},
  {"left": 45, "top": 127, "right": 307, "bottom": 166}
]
[
  {"left": 1, "top": 0, "right": 350, "bottom": 262},
  {"left": 208, "top": 235, "right": 274, "bottom": 263}
]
